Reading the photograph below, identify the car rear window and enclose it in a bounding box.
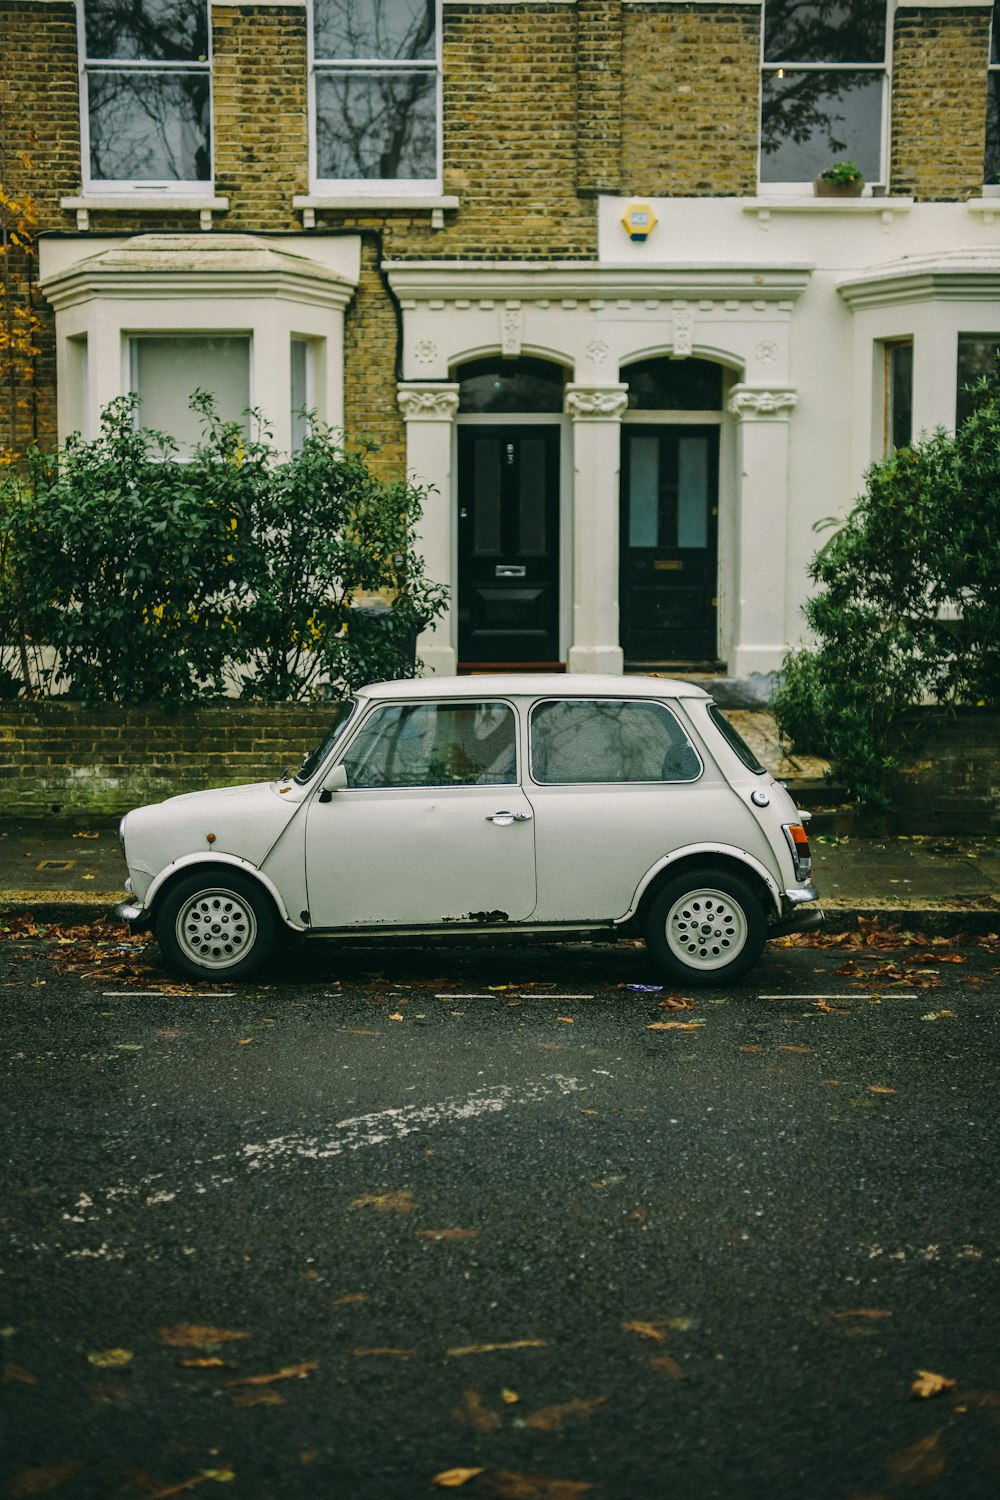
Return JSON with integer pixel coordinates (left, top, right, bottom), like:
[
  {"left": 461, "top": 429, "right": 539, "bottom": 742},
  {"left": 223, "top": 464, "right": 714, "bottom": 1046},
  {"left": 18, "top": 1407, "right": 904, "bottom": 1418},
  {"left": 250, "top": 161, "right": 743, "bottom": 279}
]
[
  {"left": 529, "top": 699, "right": 701, "bottom": 784},
  {"left": 707, "top": 705, "right": 767, "bottom": 774}
]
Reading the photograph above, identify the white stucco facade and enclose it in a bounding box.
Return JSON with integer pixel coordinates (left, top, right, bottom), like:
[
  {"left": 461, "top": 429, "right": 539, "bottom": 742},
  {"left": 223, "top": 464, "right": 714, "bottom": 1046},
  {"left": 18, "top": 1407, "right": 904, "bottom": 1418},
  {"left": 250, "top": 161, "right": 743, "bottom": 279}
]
[{"left": 387, "top": 194, "right": 1000, "bottom": 676}]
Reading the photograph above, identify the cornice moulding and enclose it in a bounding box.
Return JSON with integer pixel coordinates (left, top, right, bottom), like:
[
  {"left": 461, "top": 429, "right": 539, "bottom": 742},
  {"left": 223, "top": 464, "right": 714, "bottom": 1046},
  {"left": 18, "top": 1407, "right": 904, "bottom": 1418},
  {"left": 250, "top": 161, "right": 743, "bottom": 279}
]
[
  {"left": 386, "top": 262, "right": 814, "bottom": 305},
  {"left": 837, "top": 248, "right": 1000, "bottom": 308}
]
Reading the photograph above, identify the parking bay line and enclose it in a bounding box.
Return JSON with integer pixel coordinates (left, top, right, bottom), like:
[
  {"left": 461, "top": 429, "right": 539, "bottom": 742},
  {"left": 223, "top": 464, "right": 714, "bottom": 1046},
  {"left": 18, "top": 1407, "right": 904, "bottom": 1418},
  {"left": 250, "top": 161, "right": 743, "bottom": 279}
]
[
  {"left": 436, "top": 993, "right": 594, "bottom": 1001},
  {"left": 758, "top": 993, "right": 919, "bottom": 1000}
]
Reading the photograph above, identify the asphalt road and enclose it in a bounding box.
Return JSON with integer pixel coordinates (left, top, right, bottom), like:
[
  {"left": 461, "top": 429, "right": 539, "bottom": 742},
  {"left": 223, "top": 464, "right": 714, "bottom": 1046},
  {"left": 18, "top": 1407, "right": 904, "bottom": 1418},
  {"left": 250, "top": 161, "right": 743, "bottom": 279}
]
[{"left": 2, "top": 920, "right": 999, "bottom": 1500}]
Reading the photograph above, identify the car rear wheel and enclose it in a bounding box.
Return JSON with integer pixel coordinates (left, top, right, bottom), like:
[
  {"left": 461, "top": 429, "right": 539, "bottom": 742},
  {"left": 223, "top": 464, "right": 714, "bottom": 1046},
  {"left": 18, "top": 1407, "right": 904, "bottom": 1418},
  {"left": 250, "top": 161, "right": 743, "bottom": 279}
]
[
  {"left": 155, "top": 871, "right": 277, "bottom": 982},
  {"left": 644, "top": 868, "right": 766, "bottom": 987}
]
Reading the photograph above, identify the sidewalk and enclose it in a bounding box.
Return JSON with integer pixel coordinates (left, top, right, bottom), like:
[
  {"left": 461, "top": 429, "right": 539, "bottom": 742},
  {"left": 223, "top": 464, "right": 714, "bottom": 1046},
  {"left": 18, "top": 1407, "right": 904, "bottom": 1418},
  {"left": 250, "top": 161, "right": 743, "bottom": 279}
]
[{"left": 2, "top": 713, "right": 997, "bottom": 932}]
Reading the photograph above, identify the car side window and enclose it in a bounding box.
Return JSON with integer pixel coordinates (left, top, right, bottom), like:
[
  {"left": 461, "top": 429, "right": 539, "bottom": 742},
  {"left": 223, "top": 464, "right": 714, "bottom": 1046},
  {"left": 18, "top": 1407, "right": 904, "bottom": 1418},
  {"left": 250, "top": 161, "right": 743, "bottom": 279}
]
[
  {"left": 341, "top": 701, "right": 517, "bottom": 788},
  {"left": 529, "top": 699, "right": 701, "bottom": 784}
]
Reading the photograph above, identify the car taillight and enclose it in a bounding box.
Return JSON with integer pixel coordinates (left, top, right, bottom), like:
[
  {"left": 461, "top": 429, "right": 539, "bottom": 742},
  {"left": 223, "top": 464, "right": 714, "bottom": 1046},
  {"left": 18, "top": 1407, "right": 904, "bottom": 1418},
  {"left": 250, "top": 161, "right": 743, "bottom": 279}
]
[{"left": 782, "top": 823, "right": 812, "bottom": 883}]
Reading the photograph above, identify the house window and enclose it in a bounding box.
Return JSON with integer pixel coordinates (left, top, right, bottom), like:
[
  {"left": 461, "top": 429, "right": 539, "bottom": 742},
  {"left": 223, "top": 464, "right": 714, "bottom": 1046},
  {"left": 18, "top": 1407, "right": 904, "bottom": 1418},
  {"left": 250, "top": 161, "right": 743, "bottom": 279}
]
[
  {"left": 956, "top": 333, "right": 1000, "bottom": 428},
  {"left": 80, "top": 0, "right": 212, "bottom": 188},
  {"left": 311, "top": 0, "right": 439, "bottom": 190},
  {"left": 129, "top": 335, "right": 250, "bottom": 457},
  {"left": 986, "top": 3, "right": 1000, "bottom": 186},
  {"left": 760, "top": 1, "right": 888, "bottom": 188},
  {"left": 291, "top": 338, "right": 311, "bottom": 452},
  {"left": 884, "top": 340, "right": 913, "bottom": 453}
]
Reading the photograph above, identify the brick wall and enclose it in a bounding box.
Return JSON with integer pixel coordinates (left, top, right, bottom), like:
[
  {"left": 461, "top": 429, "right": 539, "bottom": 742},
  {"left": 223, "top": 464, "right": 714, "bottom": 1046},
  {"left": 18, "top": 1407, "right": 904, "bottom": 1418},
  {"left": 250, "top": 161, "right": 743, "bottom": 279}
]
[
  {"left": 212, "top": 5, "right": 309, "bottom": 231},
  {"left": 891, "top": 711, "right": 1000, "bottom": 834},
  {"left": 0, "top": 702, "right": 338, "bottom": 818},
  {"left": 621, "top": 1, "right": 761, "bottom": 197},
  {"left": 577, "top": 0, "right": 623, "bottom": 195},
  {"left": 891, "top": 4, "right": 992, "bottom": 201}
]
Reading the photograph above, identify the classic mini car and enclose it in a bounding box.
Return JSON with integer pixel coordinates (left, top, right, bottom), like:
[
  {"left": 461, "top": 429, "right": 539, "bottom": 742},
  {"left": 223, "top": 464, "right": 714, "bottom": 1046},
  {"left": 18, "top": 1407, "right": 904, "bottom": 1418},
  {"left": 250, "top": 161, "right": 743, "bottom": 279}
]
[{"left": 116, "top": 675, "right": 822, "bottom": 986}]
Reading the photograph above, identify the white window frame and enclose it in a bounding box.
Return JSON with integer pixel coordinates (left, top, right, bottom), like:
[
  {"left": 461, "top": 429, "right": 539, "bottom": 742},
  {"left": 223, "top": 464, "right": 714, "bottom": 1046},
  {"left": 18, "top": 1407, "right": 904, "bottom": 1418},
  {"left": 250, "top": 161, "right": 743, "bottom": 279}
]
[
  {"left": 986, "top": 2, "right": 1000, "bottom": 194},
  {"left": 77, "top": 0, "right": 214, "bottom": 195},
  {"left": 759, "top": 1, "right": 892, "bottom": 195},
  {"left": 308, "top": 0, "right": 442, "bottom": 196}
]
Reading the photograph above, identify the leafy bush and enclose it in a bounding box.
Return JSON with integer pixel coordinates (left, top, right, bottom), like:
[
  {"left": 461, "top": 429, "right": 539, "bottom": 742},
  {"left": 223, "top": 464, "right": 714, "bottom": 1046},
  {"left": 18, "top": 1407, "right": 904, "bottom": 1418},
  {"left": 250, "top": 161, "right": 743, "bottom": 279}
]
[
  {"left": 773, "top": 379, "right": 1000, "bottom": 806},
  {"left": 0, "top": 396, "right": 446, "bottom": 703}
]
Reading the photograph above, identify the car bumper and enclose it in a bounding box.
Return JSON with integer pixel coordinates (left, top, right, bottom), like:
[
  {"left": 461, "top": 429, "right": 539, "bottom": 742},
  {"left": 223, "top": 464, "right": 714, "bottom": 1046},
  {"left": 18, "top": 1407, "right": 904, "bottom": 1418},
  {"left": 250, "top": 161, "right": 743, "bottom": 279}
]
[
  {"left": 113, "top": 898, "right": 151, "bottom": 932},
  {"left": 768, "top": 882, "right": 824, "bottom": 940}
]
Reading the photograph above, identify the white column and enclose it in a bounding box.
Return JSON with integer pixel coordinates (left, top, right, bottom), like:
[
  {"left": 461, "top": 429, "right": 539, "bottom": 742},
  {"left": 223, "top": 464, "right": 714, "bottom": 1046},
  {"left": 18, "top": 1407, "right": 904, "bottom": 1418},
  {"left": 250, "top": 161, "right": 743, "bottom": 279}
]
[
  {"left": 727, "top": 384, "right": 798, "bottom": 677},
  {"left": 397, "top": 382, "right": 461, "bottom": 676},
  {"left": 565, "top": 384, "right": 628, "bottom": 675}
]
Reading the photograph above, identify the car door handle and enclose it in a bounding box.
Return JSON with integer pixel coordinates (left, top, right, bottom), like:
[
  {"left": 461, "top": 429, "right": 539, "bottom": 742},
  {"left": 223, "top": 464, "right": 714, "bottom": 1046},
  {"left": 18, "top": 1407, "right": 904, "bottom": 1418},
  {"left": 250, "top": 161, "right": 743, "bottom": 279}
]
[{"left": 488, "top": 810, "right": 532, "bottom": 825}]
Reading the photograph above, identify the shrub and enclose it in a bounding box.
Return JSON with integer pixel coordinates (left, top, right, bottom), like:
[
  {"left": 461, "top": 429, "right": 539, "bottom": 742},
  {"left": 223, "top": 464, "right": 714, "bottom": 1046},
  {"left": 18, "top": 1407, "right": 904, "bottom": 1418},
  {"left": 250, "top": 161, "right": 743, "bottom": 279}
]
[
  {"left": 773, "top": 379, "right": 1000, "bottom": 806},
  {"left": 0, "top": 396, "right": 446, "bottom": 703}
]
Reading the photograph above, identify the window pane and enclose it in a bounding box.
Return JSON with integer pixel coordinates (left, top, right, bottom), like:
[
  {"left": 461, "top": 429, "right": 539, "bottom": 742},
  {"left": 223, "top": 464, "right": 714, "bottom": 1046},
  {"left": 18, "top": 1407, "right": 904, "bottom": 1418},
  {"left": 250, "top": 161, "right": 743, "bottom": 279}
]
[
  {"left": 761, "top": 70, "right": 882, "bottom": 181},
  {"left": 343, "top": 702, "right": 516, "bottom": 787},
  {"left": 993, "top": 1, "right": 1000, "bottom": 66},
  {"left": 314, "top": 0, "right": 435, "bottom": 61},
  {"left": 763, "top": 1, "right": 885, "bottom": 64},
  {"left": 677, "top": 437, "right": 709, "bottom": 549},
  {"left": 458, "top": 357, "right": 565, "bottom": 414},
  {"left": 132, "top": 336, "right": 250, "bottom": 457},
  {"left": 885, "top": 342, "right": 913, "bottom": 452},
  {"left": 473, "top": 439, "right": 502, "bottom": 555},
  {"left": 956, "top": 334, "right": 1000, "bottom": 428},
  {"left": 84, "top": 0, "right": 207, "bottom": 61},
  {"left": 624, "top": 357, "right": 722, "bottom": 411},
  {"left": 315, "top": 69, "right": 436, "bottom": 179},
  {"left": 987, "top": 71, "right": 1000, "bottom": 184},
  {"left": 628, "top": 436, "right": 659, "bottom": 549},
  {"left": 88, "top": 71, "right": 210, "bottom": 180},
  {"left": 291, "top": 339, "right": 309, "bottom": 452},
  {"left": 530, "top": 700, "right": 701, "bottom": 785}
]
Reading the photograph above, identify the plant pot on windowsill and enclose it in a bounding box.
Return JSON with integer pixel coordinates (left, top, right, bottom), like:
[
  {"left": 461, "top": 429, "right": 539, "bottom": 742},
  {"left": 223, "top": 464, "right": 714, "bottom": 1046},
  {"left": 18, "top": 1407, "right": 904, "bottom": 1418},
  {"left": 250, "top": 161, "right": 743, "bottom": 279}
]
[{"left": 813, "top": 162, "right": 865, "bottom": 198}]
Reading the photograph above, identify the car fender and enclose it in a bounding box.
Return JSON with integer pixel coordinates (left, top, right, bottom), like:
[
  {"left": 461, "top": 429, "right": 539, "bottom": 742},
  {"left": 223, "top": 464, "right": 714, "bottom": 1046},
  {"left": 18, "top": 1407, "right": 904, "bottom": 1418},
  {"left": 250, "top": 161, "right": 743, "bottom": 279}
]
[
  {"left": 623, "top": 843, "right": 783, "bottom": 922},
  {"left": 143, "top": 853, "right": 303, "bottom": 931}
]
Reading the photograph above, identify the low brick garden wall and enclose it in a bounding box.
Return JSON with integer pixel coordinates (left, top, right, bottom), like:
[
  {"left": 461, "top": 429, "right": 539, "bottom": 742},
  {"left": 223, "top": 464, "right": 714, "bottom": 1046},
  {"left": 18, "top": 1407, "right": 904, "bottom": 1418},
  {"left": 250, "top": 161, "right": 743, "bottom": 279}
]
[
  {"left": 890, "top": 710, "right": 1000, "bottom": 835},
  {"left": 0, "top": 702, "right": 336, "bottom": 819}
]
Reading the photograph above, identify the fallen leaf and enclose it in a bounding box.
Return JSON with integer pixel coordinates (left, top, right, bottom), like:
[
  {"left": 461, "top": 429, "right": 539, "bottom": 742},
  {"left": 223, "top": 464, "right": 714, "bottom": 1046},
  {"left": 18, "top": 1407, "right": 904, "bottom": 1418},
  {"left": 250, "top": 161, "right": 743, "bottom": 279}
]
[
  {"left": 621, "top": 1319, "right": 671, "bottom": 1342},
  {"left": 885, "top": 1430, "right": 944, "bottom": 1486},
  {"left": 832, "top": 1309, "right": 892, "bottom": 1320},
  {"left": 453, "top": 1387, "right": 502, "bottom": 1430},
  {"left": 447, "top": 1339, "right": 546, "bottom": 1357},
  {"left": 235, "top": 1038, "right": 252, "bottom": 1046},
  {"left": 6, "top": 1463, "right": 84, "bottom": 1497},
  {"left": 478, "top": 1473, "right": 597, "bottom": 1499},
  {"left": 2, "top": 1362, "right": 37, "bottom": 1384},
  {"left": 350, "top": 1190, "right": 416, "bottom": 1214},
  {"left": 658, "top": 994, "right": 695, "bottom": 1010},
  {"left": 432, "top": 1470, "right": 486, "bottom": 1490},
  {"left": 649, "top": 1354, "right": 687, "bottom": 1379},
  {"left": 227, "top": 1389, "right": 286, "bottom": 1407},
  {"left": 912, "top": 1369, "right": 958, "bottom": 1399},
  {"left": 389, "top": 1012, "right": 405, "bottom": 1022},
  {"left": 87, "top": 1348, "right": 133, "bottom": 1368},
  {"left": 778, "top": 1045, "right": 813, "bottom": 1054},
  {"left": 867, "top": 1085, "right": 896, "bottom": 1095},
  {"left": 739, "top": 1044, "right": 763, "bottom": 1054},
  {"left": 524, "top": 1396, "right": 606, "bottom": 1430},
  {"left": 223, "top": 1361, "right": 316, "bottom": 1387},
  {"left": 555, "top": 1017, "right": 575, "bottom": 1024},
  {"left": 158, "top": 1326, "right": 250, "bottom": 1349},
  {"left": 502, "top": 1388, "right": 520, "bottom": 1404},
  {"left": 178, "top": 1357, "right": 228, "bottom": 1369},
  {"left": 647, "top": 1020, "right": 703, "bottom": 1032},
  {"left": 331, "top": 1293, "right": 369, "bottom": 1306}
]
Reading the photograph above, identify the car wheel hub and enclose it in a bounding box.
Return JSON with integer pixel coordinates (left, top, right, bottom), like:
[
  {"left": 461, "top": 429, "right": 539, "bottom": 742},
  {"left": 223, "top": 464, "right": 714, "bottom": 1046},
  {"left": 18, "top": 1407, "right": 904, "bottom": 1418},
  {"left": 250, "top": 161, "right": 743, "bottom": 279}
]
[
  {"left": 176, "top": 889, "right": 257, "bottom": 970},
  {"left": 665, "top": 889, "right": 747, "bottom": 971}
]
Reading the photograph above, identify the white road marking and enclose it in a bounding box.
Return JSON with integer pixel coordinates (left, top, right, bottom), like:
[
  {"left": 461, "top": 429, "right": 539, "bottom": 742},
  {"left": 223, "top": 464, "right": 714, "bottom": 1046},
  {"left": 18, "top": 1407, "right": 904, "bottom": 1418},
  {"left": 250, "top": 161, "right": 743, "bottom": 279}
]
[
  {"left": 241, "top": 1075, "right": 588, "bottom": 1169},
  {"left": 757, "top": 994, "right": 919, "bottom": 1001}
]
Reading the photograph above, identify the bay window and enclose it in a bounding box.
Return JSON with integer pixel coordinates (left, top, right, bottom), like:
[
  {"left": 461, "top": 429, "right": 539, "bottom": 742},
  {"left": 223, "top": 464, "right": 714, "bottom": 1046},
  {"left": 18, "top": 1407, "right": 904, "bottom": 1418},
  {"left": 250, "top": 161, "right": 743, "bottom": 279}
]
[{"left": 130, "top": 336, "right": 251, "bottom": 457}]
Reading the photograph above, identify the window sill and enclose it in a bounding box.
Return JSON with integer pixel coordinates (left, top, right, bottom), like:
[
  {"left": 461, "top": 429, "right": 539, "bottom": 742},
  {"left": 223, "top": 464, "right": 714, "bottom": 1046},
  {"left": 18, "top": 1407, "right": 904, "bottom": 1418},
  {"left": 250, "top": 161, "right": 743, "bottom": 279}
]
[
  {"left": 293, "top": 194, "right": 459, "bottom": 229},
  {"left": 966, "top": 197, "right": 1000, "bottom": 220},
  {"left": 61, "top": 194, "right": 230, "bottom": 231},
  {"left": 743, "top": 196, "right": 914, "bottom": 225}
]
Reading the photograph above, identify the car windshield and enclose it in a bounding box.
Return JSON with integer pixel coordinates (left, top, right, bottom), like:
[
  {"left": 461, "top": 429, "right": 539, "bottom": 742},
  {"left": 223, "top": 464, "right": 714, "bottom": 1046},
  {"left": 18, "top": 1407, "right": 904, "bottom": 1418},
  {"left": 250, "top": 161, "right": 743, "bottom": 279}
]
[{"left": 293, "top": 698, "right": 358, "bottom": 784}]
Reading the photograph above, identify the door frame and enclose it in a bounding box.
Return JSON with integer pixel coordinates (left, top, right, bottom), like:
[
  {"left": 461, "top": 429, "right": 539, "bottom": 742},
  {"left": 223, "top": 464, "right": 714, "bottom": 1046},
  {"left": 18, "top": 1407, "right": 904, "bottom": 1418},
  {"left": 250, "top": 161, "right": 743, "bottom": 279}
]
[
  {"left": 619, "top": 409, "right": 724, "bottom": 667},
  {"left": 454, "top": 412, "right": 572, "bottom": 666}
]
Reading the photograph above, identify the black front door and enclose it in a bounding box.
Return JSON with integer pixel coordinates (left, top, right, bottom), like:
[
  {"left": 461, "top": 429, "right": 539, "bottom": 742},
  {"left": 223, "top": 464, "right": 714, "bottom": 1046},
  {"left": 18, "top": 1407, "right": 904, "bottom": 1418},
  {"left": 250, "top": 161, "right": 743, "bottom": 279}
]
[
  {"left": 458, "top": 425, "right": 560, "bottom": 665},
  {"left": 620, "top": 425, "right": 720, "bottom": 664}
]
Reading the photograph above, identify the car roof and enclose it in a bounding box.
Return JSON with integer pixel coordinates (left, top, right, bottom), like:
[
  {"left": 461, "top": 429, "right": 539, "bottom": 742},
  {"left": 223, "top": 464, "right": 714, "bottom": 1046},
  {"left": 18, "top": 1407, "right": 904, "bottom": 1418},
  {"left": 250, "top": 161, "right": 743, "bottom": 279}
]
[{"left": 357, "top": 674, "right": 711, "bottom": 702}]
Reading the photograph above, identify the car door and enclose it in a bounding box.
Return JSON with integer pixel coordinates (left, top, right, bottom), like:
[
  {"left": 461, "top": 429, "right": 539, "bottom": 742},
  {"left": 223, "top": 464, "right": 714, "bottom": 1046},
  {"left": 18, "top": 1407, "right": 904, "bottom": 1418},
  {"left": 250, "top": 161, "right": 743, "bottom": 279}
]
[
  {"left": 304, "top": 698, "right": 536, "bottom": 928},
  {"left": 526, "top": 696, "right": 713, "bottom": 921}
]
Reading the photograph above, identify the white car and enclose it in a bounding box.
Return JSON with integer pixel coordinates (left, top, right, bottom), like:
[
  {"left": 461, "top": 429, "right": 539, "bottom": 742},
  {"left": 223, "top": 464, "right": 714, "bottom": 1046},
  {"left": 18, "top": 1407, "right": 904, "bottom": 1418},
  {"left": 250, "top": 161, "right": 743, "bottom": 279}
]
[{"left": 116, "top": 675, "right": 821, "bottom": 986}]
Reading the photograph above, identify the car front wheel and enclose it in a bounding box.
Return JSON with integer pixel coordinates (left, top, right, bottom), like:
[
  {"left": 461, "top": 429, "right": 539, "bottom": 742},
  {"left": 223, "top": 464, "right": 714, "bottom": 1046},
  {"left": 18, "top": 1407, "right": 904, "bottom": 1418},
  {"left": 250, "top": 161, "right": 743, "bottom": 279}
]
[
  {"left": 644, "top": 868, "right": 766, "bottom": 987},
  {"left": 155, "top": 871, "right": 277, "bottom": 982}
]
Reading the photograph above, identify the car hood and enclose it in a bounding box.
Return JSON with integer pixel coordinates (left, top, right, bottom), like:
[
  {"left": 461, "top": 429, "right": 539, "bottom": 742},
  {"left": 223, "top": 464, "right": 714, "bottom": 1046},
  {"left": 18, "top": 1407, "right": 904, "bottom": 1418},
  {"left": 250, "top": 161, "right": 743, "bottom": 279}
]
[{"left": 122, "top": 781, "right": 300, "bottom": 878}]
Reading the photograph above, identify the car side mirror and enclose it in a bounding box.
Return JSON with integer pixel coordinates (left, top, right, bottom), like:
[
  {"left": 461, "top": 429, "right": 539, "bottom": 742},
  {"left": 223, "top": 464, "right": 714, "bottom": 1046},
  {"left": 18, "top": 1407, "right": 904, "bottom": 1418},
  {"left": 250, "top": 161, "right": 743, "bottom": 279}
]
[{"left": 319, "top": 764, "right": 348, "bottom": 802}]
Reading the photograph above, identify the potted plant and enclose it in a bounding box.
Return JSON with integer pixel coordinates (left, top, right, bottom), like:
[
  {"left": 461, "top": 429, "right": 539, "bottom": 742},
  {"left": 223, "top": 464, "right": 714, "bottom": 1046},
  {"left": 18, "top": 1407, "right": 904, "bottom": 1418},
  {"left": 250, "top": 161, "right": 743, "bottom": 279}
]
[{"left": 813, "top": 160, "right": 865, "bottom": 197}]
